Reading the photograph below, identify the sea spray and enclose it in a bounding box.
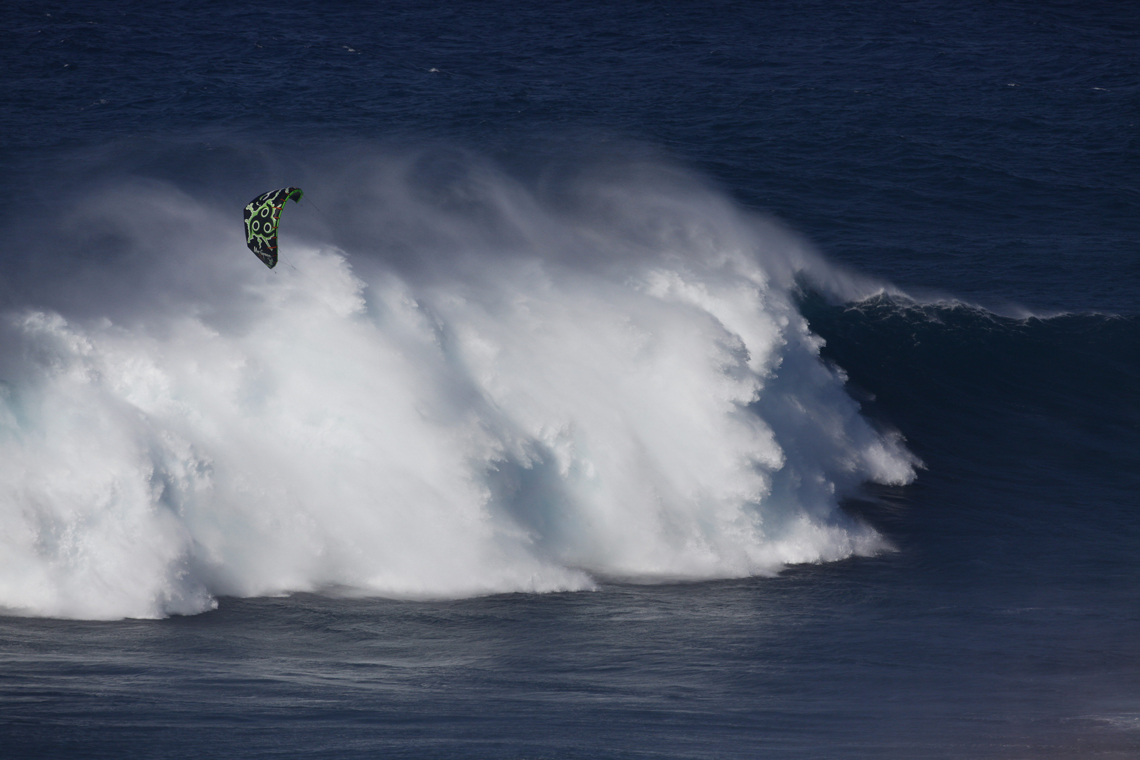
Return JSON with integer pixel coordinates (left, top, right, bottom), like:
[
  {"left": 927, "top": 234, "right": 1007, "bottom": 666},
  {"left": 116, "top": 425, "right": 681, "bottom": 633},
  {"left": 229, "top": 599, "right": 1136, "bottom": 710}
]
[{"left": 0, "top": 151, "right": 918, "bottom": 619}]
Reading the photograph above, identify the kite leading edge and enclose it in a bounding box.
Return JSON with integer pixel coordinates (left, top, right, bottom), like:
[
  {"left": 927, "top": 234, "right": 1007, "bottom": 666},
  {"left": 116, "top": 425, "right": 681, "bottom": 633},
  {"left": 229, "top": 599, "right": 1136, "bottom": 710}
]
[{"left": 243, "top": 187, "right": 303, "bottom": 268}]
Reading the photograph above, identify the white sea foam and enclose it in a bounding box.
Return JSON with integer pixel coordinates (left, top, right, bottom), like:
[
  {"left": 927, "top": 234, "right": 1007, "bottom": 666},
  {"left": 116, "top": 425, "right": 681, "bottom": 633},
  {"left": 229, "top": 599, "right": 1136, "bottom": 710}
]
[{"left": 0, "top": 152, "right": 919, "bottom": 619}]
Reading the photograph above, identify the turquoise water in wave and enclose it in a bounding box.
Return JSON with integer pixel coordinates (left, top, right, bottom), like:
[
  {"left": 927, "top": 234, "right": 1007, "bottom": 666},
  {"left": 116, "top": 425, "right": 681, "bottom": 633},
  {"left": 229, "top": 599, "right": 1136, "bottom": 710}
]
[{"left": 1, "top": 1, "right": 1138, "bottom": 757}]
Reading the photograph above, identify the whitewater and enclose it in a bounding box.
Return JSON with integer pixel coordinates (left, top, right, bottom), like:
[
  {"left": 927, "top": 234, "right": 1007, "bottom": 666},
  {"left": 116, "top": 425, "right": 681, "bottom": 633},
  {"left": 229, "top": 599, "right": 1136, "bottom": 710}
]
[{"left": 0, "top": 152, "right": 918, "bottom": 620}]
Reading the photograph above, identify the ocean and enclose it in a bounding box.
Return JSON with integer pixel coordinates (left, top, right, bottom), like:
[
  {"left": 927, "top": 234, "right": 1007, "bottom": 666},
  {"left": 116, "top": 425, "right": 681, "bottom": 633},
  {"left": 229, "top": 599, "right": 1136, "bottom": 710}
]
[{"left": 1, "top": 1, "right": 1137, "bottom": 757}]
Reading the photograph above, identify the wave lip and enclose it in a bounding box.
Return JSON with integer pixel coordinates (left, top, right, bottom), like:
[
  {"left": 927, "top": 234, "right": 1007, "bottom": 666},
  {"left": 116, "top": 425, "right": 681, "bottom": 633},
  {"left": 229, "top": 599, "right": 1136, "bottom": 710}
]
[{"left": 0, "top": 153, "right": 918, "bottom": 619}]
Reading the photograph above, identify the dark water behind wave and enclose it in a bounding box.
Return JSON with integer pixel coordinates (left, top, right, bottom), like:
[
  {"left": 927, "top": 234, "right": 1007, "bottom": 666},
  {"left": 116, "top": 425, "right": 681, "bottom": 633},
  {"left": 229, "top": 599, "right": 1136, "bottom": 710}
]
[
  {"left": 2, "top": 0, "right": 1139, "bottom": 757},
  {"left": 4, "top": 0, "right": 1137, "bottom": 314}
]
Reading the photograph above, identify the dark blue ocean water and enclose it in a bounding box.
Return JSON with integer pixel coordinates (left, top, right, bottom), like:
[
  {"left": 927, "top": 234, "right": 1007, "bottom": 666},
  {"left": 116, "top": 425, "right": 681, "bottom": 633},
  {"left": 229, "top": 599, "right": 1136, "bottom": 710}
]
[{"left": 1, "top": 1, "right": 1138, "bottom": 758}]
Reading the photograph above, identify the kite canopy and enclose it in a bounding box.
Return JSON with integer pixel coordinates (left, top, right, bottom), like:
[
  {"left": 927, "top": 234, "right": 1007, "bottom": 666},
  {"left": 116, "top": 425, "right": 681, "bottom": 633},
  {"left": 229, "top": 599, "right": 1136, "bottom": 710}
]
[{"left": 243, "top": 187, "right": 303, "bottom": 268}]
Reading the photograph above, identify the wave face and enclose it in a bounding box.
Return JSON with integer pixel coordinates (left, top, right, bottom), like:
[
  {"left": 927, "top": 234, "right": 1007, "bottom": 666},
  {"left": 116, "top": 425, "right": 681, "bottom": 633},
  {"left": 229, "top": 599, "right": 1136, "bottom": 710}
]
[{"left": 0, "top": 151, "right": 917, "bottom": 619}]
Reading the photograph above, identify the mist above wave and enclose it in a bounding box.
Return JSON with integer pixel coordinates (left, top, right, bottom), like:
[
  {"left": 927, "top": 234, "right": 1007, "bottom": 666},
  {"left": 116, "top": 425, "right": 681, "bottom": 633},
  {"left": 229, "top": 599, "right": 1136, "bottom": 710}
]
[{"left": 0, "top": 149, "right": 918, "bottom": 619}]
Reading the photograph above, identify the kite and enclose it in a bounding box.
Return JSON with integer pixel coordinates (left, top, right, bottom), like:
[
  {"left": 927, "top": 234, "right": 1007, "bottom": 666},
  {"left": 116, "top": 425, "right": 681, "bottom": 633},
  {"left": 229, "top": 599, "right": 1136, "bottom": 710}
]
[{"left": 243, "top": 187, "right": 303, "bottom": 268}]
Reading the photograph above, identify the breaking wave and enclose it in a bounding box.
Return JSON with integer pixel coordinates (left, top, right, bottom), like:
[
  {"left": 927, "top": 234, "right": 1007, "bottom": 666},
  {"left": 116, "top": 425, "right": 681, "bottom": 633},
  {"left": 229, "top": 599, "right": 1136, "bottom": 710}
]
[{"left": 0, "top": 149, "right": 918, "bottom": 619}]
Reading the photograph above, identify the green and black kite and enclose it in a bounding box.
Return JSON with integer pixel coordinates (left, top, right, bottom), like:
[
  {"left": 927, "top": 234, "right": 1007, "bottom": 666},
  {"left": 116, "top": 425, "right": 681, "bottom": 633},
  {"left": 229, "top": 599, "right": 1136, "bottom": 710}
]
[{"left": 243, "top": 187, "right": 303, "bottom": 268}]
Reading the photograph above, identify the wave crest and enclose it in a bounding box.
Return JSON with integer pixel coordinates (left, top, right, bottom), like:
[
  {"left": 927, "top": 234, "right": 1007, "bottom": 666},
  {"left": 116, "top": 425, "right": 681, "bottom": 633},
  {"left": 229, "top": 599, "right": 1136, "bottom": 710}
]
[{"left": 0, "top": 152, "right": 918, "bottom": 619}]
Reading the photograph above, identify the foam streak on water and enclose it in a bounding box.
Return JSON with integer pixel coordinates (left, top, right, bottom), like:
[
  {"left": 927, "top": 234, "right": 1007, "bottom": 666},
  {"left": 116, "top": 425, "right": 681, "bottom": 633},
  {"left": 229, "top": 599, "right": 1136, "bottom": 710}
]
[{"left": 0, "top": 155, "right": 917, "bottom": 619}]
